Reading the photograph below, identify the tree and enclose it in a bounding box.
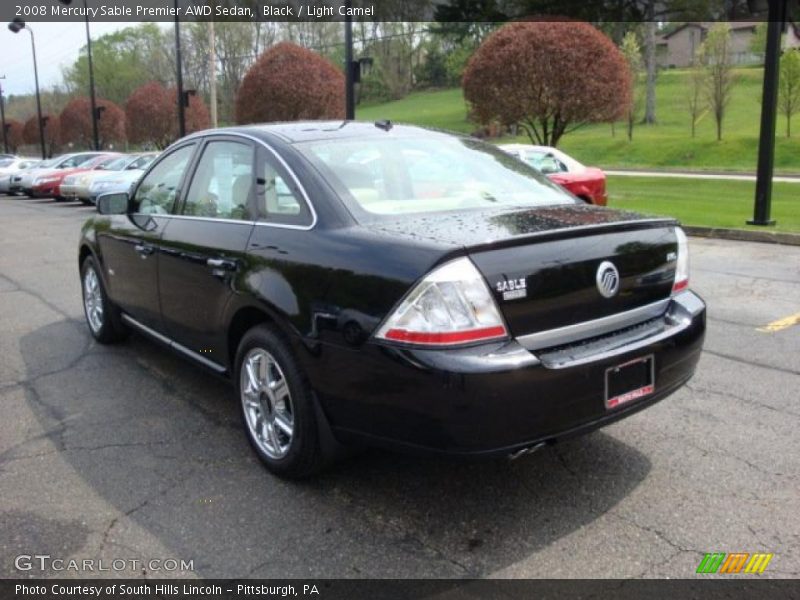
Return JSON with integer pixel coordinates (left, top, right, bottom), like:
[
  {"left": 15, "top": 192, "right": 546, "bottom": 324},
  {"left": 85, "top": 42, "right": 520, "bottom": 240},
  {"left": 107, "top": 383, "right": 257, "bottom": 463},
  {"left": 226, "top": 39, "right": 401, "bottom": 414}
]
[
  {"left": 126, "top": 81, "right": 211, "bottom": 149},
  {"left": 700, "top": 23, "right": 735, "bottom": 141},
  {"left": 778, "top": 49, "right": 800, "bottom": 138},
  {"left": 23, "top": 114, "right": 60, "bottom": 157},
  {"left": 462, "top": 21, "right": 631, "bottom": 147},
  {"left": 5, "top": 120, "right": 24, "bottom": 154},
  {"left": 686, "top": 54, "right": 705, "bottom": 138},
  {"left": 620, "top": 32, "right": 644, "bottom": 141},
  {"left": 235, "top": 42, "right": 344, "bottom": 124},
  {"left": 125, "top": 82, "right": 174, "bottom": 149},
  {"left": 62, "top": 24, "right": 173, "bottom": 106},
  {"left": 60, "top": 97, "right": 126, "bottom": 149}
]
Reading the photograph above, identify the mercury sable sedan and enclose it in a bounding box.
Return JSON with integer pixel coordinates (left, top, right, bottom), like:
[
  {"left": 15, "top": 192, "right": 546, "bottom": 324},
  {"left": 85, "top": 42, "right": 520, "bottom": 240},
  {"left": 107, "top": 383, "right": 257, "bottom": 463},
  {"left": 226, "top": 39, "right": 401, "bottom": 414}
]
[{"left": 78, "top": 122, "right": 705, "bottom": 478}]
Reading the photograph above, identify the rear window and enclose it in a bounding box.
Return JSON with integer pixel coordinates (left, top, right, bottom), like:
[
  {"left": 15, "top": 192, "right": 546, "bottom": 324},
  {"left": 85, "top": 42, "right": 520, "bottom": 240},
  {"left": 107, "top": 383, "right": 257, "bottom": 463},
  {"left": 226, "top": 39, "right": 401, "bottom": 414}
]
[{"left": 297, "top": 135, "right": 575, "bottom": 221}]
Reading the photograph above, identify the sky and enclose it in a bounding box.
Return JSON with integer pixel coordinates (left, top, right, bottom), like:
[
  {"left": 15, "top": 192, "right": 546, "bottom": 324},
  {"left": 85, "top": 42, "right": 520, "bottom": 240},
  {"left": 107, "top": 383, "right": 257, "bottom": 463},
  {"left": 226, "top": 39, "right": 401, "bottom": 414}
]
[{"left": 1, "top": 22, "right": 148, "bottom": 96}]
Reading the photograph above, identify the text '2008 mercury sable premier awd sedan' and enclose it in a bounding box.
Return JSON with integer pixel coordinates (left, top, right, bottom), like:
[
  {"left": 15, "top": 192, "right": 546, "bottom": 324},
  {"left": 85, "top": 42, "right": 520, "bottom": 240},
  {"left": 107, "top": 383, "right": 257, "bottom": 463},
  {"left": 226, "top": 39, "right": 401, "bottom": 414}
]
[{"left": 78, "top": 121, "right": 705, "bottom": 478}]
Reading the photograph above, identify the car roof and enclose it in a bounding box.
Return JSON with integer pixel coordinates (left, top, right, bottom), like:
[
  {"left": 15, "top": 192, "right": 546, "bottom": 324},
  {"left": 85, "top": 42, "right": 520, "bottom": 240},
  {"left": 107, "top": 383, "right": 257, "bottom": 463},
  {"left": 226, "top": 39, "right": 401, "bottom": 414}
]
[{"left": 196, "top": 121, "right": 447, "bottom": 144}]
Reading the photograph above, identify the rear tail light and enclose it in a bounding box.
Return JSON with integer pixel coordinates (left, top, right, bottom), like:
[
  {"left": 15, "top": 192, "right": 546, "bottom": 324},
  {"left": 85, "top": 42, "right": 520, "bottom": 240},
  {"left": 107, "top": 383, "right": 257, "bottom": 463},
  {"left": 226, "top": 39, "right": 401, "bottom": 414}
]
[
  {"left": 375, "top": 257, "right": 508, "bottom": 347},
  {"left": 672, "top": 227, "right": 689, "bottom": 293}
]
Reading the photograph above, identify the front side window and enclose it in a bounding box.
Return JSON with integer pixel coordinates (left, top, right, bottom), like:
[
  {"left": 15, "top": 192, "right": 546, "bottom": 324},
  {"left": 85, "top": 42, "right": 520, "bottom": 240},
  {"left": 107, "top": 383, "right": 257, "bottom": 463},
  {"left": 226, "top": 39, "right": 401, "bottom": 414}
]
[
  {"left": 298, "top": 135, "right": 574, "bottom": 220},
  {"left": 183, "top": 141, "right": 254, "bottom": 220},
  {"left": 132, "top": 144, "right": 195, "bottom": 215}
]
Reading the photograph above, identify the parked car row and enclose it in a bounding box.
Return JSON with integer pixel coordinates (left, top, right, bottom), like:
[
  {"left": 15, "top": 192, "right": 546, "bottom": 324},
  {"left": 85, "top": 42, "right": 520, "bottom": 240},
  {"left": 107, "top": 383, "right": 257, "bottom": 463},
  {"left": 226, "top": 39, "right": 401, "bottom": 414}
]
[{"left": 1, "top": 151, "right": 158, "bottom": 204}]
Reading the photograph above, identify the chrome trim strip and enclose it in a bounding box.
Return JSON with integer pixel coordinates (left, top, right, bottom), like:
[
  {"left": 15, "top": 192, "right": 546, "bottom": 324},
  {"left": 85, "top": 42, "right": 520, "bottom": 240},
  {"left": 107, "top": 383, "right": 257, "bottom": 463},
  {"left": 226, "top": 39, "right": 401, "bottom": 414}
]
[
  {"left": 177, "top": 130, "right": 317, "bottom": 231},
  {"left": 516, "top": 298, "right": 671, "bottom": 351},
  {"left": 540, "top": 318, "right": 690, "bottom": 369},
  {"left": 121, "top": 313, "right": 227, "bottom": 374}
]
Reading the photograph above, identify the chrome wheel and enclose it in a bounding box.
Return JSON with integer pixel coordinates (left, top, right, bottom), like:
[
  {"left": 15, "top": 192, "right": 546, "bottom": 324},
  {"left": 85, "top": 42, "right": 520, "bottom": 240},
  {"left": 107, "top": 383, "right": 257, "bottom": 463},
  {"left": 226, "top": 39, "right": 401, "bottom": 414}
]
[
  {"left": 240, "top": 348, "right": 295, "bottom": 459},
  {"left": 83, "top": 266, "right": 104, "bottom": 333}
]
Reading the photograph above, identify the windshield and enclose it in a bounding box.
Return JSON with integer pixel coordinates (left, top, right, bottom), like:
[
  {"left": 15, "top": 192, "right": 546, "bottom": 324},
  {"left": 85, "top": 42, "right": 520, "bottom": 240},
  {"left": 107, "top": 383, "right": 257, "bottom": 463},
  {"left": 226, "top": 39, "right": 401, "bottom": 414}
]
[
  {"left": 298, "top": 135, "right": 575, "bottom": 220},
  {"left": 38, "top": 159, "right": 57, "bottom": 168},
  {"left": 0, "top": 159, "right": 12, "bottom": 168},
  {"left": 101, "top": 156, "right": 131, "bottom": 171},
  {"left": 128, "top": 154, "right": 156, "bottom": 170}
]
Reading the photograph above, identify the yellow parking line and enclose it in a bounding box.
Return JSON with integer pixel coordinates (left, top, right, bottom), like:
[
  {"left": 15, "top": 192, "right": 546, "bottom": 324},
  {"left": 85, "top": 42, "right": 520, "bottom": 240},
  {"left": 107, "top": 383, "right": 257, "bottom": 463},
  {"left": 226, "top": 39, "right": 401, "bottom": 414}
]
[{"left": 757, "top": 313, "right": 800, "bottom": 333}]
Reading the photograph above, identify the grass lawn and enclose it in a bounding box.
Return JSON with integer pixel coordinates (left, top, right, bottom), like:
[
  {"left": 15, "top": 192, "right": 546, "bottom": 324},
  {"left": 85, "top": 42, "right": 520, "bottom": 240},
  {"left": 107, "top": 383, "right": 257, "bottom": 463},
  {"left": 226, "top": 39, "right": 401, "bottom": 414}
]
[
  {"left": 356, "top": 69, "right": 800, "bottom": 173},
  {"left": 607, "top": 175, "right": 800, "bottom": 233}
]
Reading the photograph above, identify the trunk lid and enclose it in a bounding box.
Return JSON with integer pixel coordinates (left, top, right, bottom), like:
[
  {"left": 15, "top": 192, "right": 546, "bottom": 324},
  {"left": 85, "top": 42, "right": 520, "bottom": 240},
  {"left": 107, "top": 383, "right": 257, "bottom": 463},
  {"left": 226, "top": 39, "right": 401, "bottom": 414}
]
[{"left": 369, "top": 205, "right": 679, "bottom": 338}]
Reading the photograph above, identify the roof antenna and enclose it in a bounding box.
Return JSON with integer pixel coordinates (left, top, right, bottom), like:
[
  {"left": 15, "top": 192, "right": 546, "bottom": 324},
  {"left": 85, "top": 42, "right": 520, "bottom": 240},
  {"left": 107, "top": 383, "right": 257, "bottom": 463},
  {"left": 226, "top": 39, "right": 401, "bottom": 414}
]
[{"left": 374, "top": 119, "right": 393, "bottom": 131}]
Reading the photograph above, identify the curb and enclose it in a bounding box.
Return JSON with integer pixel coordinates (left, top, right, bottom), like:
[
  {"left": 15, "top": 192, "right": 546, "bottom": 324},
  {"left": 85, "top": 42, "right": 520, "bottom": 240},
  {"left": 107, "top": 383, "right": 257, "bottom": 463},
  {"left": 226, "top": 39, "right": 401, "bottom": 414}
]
[{"left": 684, "top": 225, "right": 800, "bottom": 246}]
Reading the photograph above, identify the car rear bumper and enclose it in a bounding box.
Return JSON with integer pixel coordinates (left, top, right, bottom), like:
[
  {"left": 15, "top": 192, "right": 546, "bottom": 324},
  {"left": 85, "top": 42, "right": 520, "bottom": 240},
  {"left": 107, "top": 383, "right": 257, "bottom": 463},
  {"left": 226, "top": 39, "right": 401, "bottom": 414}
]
[{"left": 311, "top": 291, "right": 706, "bottom": 457}]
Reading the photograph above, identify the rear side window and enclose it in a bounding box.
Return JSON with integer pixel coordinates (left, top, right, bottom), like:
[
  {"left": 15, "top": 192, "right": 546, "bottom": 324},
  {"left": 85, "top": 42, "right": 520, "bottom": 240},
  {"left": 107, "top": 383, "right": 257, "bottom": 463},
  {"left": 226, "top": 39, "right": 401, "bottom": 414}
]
[
  {"left": 183, "top": 141, "right": 254, "bottom": 220},
  {"left": 255, "top": 148, "right": 313, "bottom": 227},
  {"left": 132, "top": 144, "right": 195, "bottom": 215}
]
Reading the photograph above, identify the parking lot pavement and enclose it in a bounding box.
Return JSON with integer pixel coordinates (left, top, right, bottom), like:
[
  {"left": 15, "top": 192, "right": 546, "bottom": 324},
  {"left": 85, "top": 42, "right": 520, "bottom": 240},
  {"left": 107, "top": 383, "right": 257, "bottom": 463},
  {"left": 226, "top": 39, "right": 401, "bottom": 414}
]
[{"left": 0, "top": 195, "right": 798, "bottom": 580}]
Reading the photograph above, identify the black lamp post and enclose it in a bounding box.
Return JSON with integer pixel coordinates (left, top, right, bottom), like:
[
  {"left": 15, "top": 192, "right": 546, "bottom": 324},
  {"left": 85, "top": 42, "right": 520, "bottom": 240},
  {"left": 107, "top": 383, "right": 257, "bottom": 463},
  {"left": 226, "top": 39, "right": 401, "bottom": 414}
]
[
  {"left": 175, "top": 0, "right": 186, "bottom": 138},
  {"left": 343, "top": 2, "right": 373, "bottom": 120},
  {"left": 749, "top": 0, "right": 788, "bottom": 226},
  {"left": 8, "top": 18, "right": 46, "bottom": 159},
  {"left": 59, "top": 0, "right": 99, "bottom": 151},
  {"left": 0, "top": 77, "right": 8, "bottom": 154}
]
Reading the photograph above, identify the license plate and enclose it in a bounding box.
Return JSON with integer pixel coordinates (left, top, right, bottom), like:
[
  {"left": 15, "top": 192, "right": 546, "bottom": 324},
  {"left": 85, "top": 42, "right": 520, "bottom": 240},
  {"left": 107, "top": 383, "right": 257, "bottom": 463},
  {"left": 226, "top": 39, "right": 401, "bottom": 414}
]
[{"left": 605, "top": 355, "right": 654, "bottom": 409}]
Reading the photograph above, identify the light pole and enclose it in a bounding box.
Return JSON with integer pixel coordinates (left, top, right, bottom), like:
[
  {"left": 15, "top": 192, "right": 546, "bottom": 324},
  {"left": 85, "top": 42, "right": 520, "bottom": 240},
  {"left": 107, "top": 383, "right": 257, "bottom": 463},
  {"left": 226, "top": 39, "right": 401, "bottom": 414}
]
[
  {"left": 0, "top": 76, "right": 8, "bottom": 154},
  {"left": 59, "top": 0, "right": 100, "bottom": 150},
  {"left": 749, "top": 0, "right": 788, "bottom": 226},
  {"left": 8, "top": 18, "right": 45, "bottom": 159},
  {"left": 175, "top": 0, "right": 186, "bottom": 138},
  {"left": 343, "top": 3, "right": 372, "bottom": 120}
]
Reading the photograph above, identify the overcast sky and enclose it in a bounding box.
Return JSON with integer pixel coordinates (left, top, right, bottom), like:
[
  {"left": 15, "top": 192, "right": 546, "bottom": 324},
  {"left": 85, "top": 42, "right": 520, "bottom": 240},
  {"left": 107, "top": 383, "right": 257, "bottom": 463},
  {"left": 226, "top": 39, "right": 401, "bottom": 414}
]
[{"left": 1, "top": 22, "right": 152, "bottom": 96}]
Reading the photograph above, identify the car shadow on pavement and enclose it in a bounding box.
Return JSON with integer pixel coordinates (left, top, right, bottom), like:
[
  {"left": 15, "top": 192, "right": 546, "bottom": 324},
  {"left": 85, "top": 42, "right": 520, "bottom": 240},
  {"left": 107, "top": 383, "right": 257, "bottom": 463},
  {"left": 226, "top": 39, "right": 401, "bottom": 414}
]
[{"left": 14, "top": 319, "right": 652, "bottom": 578}]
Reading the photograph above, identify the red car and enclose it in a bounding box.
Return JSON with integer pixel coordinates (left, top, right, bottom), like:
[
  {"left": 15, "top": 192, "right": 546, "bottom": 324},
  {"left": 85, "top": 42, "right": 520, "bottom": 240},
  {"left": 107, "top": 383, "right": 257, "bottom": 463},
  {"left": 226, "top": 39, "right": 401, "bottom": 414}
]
[
  {"left": 32, "top": 154, "right": 118, "bottom": 200},
  {"left": 500, "top": 144, "right": 607, "bottom": 205}
]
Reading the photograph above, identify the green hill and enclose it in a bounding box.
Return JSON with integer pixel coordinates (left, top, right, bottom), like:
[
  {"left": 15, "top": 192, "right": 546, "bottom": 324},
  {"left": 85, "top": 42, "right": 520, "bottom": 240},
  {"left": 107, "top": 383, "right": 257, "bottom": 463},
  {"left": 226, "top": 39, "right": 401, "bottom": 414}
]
[{"left": 357, "top": 68, "right": 800, "bottom": 174}]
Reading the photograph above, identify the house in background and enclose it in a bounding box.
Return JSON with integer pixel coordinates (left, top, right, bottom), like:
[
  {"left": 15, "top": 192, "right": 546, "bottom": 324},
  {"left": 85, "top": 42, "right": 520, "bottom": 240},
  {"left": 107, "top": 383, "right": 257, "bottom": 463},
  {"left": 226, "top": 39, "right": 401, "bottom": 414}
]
[
  {"left": 657, "top": 22, "right": 800, "bottom": 69},
  {"left": 656, "top": 22, "right": 761, "bottom": 68}
]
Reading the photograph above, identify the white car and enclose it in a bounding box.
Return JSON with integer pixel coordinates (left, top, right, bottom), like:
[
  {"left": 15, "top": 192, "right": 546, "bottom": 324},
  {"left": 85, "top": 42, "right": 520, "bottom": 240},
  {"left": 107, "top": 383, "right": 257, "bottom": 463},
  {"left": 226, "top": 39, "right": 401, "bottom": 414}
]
[{"left": 0, "top": 157, "right": 41, "bottom": 194}]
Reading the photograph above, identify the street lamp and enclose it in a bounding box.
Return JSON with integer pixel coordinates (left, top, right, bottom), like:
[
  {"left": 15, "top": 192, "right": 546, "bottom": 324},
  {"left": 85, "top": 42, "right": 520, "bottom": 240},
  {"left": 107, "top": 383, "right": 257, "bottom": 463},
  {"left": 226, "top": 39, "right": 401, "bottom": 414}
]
[
  {"left": 749, "top": 0, "right": 788, "bottom": 226},
  {"left": 7, "top": 18, "right": 46, "bottom": 159},
  {"left": 59, "top": 0, "right": 100, "bottom": 151},
  {"left": 343, "top": 1, "right": 373, "bottom": 120},
  {"left": 174, "top": 0, "right": 187, "bottom": 138}
]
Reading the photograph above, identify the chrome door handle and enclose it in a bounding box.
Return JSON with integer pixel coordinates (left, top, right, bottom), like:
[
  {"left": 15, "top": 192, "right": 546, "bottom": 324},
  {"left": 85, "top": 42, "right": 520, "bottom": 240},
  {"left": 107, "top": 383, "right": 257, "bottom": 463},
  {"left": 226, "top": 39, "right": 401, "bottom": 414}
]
[
  {"left": 134, "top": 243, "right": 154, "bottom": 257},
  {"left": 206, "top": 257, "right": 237, "bottom": 270}
]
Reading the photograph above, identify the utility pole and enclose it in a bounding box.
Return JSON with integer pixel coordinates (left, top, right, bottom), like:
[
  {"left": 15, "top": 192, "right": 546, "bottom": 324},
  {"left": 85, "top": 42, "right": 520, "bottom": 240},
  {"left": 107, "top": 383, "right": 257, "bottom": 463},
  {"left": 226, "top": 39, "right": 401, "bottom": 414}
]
[
  {"left": 208, "top": 20, "right": 218, "bottom": 128},
  {"left": 749, "top": 0, "right": 787, "bottom": 226},
  {"left": 0, "top": 76, "right": 8, "bottom": 154}
]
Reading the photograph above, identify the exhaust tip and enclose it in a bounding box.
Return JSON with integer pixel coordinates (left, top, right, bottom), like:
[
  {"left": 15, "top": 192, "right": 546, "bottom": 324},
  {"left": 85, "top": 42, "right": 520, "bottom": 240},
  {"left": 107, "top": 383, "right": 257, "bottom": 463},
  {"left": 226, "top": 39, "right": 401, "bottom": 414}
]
[{"left": 508, "top": 442, "right": 546, "bottom": 461}]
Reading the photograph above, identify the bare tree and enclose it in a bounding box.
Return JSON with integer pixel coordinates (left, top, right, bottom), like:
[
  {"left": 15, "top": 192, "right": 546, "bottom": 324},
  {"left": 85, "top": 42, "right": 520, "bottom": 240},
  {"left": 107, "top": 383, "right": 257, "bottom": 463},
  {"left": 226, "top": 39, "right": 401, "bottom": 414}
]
[
  {"left": 700, "top": 23, "right": 735, "bottom": 141},
  {"left": 620, "top": 32, "right": 643, "bottom": 141},
  {"left": 686, "top": 54, "right": 705, "bottom": 138},
  {"left": 643, "top": 5, "right": 657, "bottom": 124}
]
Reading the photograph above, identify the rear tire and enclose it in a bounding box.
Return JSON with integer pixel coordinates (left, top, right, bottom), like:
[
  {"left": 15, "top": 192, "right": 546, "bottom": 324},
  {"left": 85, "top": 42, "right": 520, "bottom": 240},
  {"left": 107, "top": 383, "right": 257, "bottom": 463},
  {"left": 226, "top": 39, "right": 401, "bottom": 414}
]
[
  {"left": 80, "top": 256, "right": 128, "bottom": 343},
  {"left": 235, "top": 324, "right": 324, "bottom": 479}
]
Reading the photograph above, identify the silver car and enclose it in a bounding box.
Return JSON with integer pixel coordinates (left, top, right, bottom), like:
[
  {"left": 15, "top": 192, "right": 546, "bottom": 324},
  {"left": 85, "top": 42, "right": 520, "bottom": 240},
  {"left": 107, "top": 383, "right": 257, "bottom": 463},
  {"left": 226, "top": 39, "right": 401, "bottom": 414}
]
[
  {"left": 0, "top": 158, "right": 40, "bottom": 194},
  {"left": 87, "top": 152, "right": 158, "bottom": 205}
]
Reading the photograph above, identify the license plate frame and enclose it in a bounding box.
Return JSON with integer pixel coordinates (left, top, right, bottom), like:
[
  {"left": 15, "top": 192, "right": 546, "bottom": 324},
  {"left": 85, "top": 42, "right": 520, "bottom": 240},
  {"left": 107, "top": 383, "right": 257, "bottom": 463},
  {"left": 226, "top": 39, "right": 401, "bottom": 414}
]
[{"left": 605, "top": 355, "right": 655, "bottom": 410}]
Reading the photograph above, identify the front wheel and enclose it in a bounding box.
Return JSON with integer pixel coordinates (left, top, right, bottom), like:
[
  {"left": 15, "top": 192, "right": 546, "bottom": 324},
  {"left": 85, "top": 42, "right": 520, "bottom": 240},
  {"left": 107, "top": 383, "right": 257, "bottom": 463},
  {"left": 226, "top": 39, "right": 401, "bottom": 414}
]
[
  {"left": 81, "top": 257, "right": 128, "bottom": 343},
  {"left": 235, "top": 324, "right": 324, "bottom": 479}
]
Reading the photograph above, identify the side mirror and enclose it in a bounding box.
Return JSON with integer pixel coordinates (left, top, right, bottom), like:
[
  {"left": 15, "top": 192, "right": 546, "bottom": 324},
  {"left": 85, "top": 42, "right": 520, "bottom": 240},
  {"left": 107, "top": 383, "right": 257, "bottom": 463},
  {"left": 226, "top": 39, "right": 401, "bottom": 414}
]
[{"left": 96, "top": 192, "right": 129, "bottom": 215}]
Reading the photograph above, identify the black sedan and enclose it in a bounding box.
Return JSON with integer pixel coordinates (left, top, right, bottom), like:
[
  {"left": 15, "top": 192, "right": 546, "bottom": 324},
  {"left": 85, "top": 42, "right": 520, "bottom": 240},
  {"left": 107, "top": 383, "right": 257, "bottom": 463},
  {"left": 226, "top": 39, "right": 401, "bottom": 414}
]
[{"left": 78, "top": 122, "right": 705, "bottom": 478}]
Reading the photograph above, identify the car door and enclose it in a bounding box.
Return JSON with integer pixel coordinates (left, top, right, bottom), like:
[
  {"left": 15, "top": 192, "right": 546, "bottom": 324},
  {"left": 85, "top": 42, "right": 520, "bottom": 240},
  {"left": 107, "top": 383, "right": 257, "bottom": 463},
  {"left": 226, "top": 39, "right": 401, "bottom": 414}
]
[
  {"left": 157, "top": 137, "right": 257, "bottom": 368},
  {"left": 97, "top": 143, "right": 197, "bottom": 329}
]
